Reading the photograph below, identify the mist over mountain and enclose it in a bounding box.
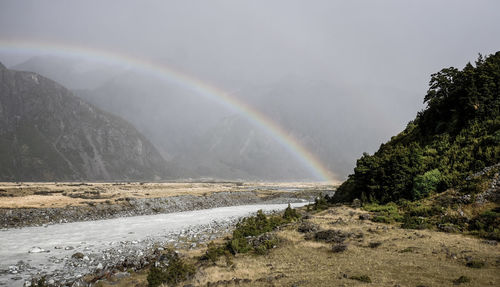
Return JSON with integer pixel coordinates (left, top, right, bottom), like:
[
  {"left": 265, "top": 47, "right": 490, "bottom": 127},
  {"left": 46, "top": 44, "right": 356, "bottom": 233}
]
[
  {"left": 12, "top": 55, "right": 123, "bottom": 90},
  {"left": 11, "top": 55, "right": 415, "bottom": 180},
  {"left": 0, "top": 62, "right": 170, "bottom": 181}
]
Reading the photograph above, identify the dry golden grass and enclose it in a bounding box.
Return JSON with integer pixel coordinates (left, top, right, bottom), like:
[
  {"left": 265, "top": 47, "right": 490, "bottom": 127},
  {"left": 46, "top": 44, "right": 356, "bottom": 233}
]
[
  {"left": 185, "top": 207, "right": 499, "bottom": 286},
  {"left": 0, "top": 181, "right": 333, "bottom": 208},
  {"left": 97, "top": 205, "right": 499, "bottom": 286}
]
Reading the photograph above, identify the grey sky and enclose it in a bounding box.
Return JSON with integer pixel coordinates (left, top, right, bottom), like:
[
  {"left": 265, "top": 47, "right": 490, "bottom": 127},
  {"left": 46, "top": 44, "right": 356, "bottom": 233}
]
[
  {"left": 0, "top": 0, "right": 499, "bottom": 180},
  {"left": 1, "top": 0, "right": 499, "bottom": 89}
]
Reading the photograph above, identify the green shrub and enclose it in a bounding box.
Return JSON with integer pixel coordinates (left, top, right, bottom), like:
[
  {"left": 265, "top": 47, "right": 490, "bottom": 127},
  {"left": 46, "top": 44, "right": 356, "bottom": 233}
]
[
  {"left": 147, "top": 266, "right": 167, "bottom": 287},
  {"left": 401, "top": 214, "right": 430, "bottom": 229},
  {"left": 407, "top": 204, "right": 441, "bottom": 217},
  {"left": 468, "top": 208, "right": 500, "bottom": 240},
  {"left": 283, "top": 203, "right": 301, "bottom": 221},
  {"left": 363, "top": 202, "right": 398, "bottom": 213},
  {"left": 147, "top": 250, "right": 195, "bottom": 287},
  {"left": 228, "top": 210, "right": 290, "bottom": 254},
  {"left": 254, "top": 244, "right": 268, "bottom": 255},
  {"left": 228, "top": 236, "right": 252, "bottom": 254},
  {"left": 371, "top": 215, "right": 391, "bottom": 223},
  {"left": 201, "top": 242, "right": 226, "bottom": 264},
  {"left": 413, "top": 169, "right": 442, "bottom": 199},
  {"left": 262, "top": 237, "right": 280, "bottom": 249},
  {"left": 311, "top": 195, "right": 329, "bottom": 211},
  {"left": 363, "top": 202, "right": 403, "bottom": 223},
  {"left": 233, "top": 210, "right": 274, "bottom": 238}
]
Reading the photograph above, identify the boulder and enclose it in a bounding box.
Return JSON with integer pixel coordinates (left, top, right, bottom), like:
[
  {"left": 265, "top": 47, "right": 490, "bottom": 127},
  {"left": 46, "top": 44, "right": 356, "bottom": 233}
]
[{"left": 71, "top": 252, "right": 85, "bottom": 259}]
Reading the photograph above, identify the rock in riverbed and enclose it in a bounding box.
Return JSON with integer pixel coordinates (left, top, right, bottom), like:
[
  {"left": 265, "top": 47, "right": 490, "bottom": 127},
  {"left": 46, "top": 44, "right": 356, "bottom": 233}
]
[{"left": 28, "top": 247, "right": 49, "bottom": 253}]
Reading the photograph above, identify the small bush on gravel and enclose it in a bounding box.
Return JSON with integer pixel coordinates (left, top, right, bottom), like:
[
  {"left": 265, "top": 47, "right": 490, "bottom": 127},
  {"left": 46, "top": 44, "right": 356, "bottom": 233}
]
[{"left": 31, "top": 276, "right": 48, "bottom": 287}]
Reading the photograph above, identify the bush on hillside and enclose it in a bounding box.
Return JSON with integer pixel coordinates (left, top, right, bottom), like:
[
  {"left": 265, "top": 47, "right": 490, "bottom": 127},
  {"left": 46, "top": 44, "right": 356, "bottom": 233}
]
[{"left": 333, "top": 52, "right": 500, "bottom": 204}]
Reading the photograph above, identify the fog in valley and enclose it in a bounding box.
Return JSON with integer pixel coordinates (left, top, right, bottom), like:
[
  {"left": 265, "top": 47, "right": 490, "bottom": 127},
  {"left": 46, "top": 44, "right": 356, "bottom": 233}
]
[{"left": 1, "top": 0, "right": 499, "bottom": 181}]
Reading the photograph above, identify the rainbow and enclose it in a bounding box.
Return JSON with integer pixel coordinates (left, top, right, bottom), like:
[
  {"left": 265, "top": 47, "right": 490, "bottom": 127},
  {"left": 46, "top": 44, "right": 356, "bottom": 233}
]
[{"left": 0, "top": 39, "right": 338, "bottom": 183}]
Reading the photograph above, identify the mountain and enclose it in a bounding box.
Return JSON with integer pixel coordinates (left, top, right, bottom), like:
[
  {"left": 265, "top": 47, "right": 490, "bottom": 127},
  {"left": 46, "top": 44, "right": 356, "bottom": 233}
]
[
  {"left": 0, "top": 63, "right": 170, "bottom": 181},
  {"left": 334, "top": 52, "right": 500, "bottom": 203},
  {"left": 75, "top": 72, "right": 407, "bottom": 181},
  {"left": 14, "top": 55, "right": 417, "bottom": 181},
  {"left": 74, "top": 71, "right": 317, "bottom": 181},
  {"left": 74, "top": 70, "right": 230, "bottom": 162},
  {"left": 175, "top": 115, "right": 311, "bottom": 181}
]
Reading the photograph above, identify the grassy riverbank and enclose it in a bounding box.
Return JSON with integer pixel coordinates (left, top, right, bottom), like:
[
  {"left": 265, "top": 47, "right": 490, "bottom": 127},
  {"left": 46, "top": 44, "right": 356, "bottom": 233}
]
[{"left": 94, "top": 204, "right": 499, "bottom": 287}]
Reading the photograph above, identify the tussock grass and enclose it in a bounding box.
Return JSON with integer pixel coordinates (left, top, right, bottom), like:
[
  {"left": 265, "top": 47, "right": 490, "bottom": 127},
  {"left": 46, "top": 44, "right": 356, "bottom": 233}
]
[{"left": 98, "top": 206, "right": 500, "bottom": 287}]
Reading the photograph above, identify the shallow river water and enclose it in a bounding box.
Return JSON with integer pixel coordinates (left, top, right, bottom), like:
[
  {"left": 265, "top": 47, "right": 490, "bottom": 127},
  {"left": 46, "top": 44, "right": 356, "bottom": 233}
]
[{"left": 0, "top": 202, "right": 307, "bottom": 286}]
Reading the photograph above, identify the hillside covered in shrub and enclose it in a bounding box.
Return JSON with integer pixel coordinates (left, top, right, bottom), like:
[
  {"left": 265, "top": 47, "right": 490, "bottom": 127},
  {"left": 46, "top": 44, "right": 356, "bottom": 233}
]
[{"left": 334, "top": 52, "right": 500, "bottom": 203}]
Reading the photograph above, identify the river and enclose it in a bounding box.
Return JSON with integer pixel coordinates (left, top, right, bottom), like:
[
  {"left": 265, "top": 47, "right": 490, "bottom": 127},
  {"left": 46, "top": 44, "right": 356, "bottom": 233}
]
[{"left": 0, "top": 202, "right": 307, "bottom": 286}]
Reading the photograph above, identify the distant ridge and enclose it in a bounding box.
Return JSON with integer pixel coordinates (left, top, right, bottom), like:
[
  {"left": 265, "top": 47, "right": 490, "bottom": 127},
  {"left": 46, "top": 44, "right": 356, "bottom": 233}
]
[{"left": 0, "top": 65, "right": 171, "bottom": 181}]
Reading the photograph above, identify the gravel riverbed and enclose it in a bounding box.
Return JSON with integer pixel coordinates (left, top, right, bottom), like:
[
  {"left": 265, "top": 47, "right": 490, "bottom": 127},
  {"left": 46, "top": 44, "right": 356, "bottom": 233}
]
[
  {"left": 0, "top": 202, "right": 308, "bottom": 287},
  {"left": 1, "top": 191, "right": 315, "bottom": 229}
]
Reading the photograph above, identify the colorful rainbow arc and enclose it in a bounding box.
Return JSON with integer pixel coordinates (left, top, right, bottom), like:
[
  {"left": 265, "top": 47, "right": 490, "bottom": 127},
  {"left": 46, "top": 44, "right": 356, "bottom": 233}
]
[{"left": 0, "top": 39, "right": 338, "bottom": 183}]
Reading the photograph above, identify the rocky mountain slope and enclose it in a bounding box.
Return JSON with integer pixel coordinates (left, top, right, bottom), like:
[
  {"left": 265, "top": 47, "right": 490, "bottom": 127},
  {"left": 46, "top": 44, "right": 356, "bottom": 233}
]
[
  {"left": 0, "top": 62, "right": 170, "bottom": 181},
  {"left": 174, "top": 115, "right": 312, "bottom": 180}
]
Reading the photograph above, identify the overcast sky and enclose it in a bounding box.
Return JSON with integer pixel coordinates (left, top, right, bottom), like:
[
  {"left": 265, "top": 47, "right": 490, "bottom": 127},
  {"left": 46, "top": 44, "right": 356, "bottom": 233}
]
[
  {"left": 1, "top": 0, "right": 499, "bottom": 180},
  {"left": 1, "top": 0, "right": 499, "bottom": 91}
]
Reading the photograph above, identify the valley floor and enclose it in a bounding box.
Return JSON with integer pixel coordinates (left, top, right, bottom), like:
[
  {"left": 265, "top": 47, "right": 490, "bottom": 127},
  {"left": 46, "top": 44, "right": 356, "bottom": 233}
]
[
  {"left": 0, "top": 182, "right": 332, "bottom": 209},
  {"left": 0, "top": 182, "right": 332, "bottom": 228}
]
